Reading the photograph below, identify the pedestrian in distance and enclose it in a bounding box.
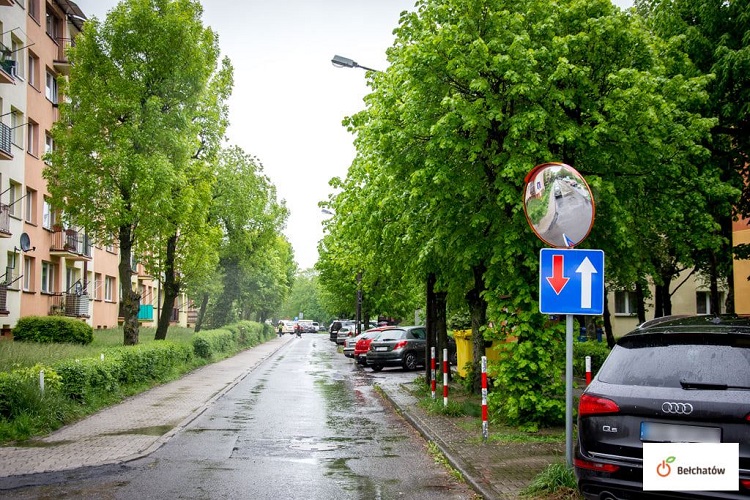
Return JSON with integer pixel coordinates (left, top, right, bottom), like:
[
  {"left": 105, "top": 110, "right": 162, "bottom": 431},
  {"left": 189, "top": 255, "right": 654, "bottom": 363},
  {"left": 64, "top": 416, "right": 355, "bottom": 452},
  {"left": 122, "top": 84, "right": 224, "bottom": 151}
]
[{"left": 278, "top": 322, "right": 283, "bottom": 337}]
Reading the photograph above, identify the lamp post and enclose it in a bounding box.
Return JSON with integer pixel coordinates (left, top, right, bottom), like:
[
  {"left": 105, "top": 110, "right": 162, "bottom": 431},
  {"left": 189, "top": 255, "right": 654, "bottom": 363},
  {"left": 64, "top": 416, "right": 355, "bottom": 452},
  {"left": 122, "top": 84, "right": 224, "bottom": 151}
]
[{"left": 331, "top": 54, "right": 379, "bottom": 73}]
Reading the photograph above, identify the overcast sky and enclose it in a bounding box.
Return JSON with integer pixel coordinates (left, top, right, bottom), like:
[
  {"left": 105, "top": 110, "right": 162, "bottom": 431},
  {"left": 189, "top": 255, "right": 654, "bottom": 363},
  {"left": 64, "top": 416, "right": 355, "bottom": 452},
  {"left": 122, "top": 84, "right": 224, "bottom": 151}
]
[{"left": 72, "top": 0, "right": 633, "bottom": 271}]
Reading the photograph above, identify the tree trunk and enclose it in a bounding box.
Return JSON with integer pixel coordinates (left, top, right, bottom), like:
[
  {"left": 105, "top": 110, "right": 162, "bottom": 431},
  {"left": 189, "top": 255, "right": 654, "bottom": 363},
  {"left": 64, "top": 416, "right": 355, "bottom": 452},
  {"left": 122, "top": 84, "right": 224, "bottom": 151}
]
[
  {"left": 424, "top": 273, "right": 436, "bottom": 385},
  {"left": 436, "top": 290, "right": 449, "bottom": 381},
  {"left": 195, "top": 292, "right": 209, "bottom": 333},
  {"left": 635, "top": 282, "right": 647, "bottom": 323},
  {"left": 603, "top": 287, "right": 616, "bottom": 348},
  {"left": 155, "top": 234, "right": 180, "bottom": 340},
  {"left": 708, "top": 251, "right": 720, "bottom": 315},
  {"left": 466, "top": 264, "right": 487, "bottom": 394},
  {"left": 119, "top": 224, "right": 140, "bottom": 345}
]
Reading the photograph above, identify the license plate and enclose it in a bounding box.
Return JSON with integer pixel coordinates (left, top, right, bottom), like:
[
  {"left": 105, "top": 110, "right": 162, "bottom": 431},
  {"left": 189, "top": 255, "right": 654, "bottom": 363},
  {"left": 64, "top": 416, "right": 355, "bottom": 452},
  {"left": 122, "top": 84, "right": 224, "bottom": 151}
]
[
  {"left": 375, "top": 346, "right": 388, "bottom": 352},
  {"left": 640, "top": 422, "right": 721, "bottom": 443}
]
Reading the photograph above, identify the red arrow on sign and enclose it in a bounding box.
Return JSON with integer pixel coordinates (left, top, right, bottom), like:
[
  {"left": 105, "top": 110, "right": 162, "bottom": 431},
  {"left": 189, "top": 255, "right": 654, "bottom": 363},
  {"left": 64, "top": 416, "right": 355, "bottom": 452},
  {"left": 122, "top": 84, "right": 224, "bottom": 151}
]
[{"left": 546, "top": 254, "right": 569, "bottom": 295}]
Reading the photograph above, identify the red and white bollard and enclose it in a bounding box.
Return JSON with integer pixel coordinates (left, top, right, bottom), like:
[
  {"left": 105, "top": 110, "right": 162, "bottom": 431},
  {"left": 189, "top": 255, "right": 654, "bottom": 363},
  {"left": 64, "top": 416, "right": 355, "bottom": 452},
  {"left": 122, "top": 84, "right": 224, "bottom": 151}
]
[
  {"left": 443, "top": 348, "right": 449, "bottom": 407},
  {"left": 481, "top": 356, "right": 488, "bottom": 442},
  {"left": 585, "top": 355, "right": 592, "bottom": 385},
  {"left": 431, "top": 347, "right": 436, "bottom": 400}
]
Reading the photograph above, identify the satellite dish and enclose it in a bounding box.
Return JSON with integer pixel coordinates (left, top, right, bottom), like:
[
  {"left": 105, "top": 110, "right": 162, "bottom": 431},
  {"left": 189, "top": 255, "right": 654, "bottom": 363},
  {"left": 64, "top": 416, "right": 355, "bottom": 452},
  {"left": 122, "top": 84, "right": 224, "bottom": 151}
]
[{"left": 19, "top": 233, "right": 31, "bottom": 252}]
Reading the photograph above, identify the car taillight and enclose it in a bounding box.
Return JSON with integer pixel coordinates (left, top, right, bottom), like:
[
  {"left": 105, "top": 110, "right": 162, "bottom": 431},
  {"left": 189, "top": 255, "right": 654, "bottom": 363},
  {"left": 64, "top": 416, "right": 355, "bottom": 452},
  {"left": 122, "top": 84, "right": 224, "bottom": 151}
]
[
  {"left": 574, "top": 458, "right": 619, "bottom": 473},
  {"left": 741, "top": 479, "right": 750, "bottom": 490},
  {"left": 394, "top": 340, "right": 407, "bottom": 349},
  {"left": 578, "top": 393, "right": 620, "bottom": 416}
]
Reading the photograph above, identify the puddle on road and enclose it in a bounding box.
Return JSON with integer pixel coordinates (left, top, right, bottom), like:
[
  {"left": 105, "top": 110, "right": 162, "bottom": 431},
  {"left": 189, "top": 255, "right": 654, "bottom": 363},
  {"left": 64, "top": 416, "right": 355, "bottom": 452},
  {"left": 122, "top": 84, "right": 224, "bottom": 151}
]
[
  {"left": 104, "top": 424, "right": 176, "bottom": 436},
  {"left": 324, "top": 457, "right": 399, "bottom": 497}
]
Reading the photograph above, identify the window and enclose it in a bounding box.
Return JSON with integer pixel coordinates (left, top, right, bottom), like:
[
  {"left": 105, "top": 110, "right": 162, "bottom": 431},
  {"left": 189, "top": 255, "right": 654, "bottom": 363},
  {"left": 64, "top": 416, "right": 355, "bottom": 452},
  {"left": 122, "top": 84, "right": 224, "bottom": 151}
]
[
  {"left": 696, "top": 291, "right": 725, "bottom": 315},
  {"left": 10, "top": 37, "right": 23, "bottom": 79},
  {"left": 44, "top": 133, "right": 53, "bottom": 163},
  {"left": 25, "top": 187, "right": 35, "bottom": 223},
  {"left": 614, "top": 290, "right": 638, "bottom": 315},
  {"left": 9, "top": 111, "right": 21, "bottom": 147},
  {"left": 8, "top": 181, "right": 20, "bottom": 217},
  {"left": 22, "top": 256, "right": 32, "bottom": 291},
  {"left": 42, "top": 197, "right": 54, "bottom": 229},
  {"left": 44, "top": 70, "right": 57, "bottom": 104},
  {"left": 104, "top": 276, "right": 114, "bottom": 302},
  {"left": 28, "top": 0, "right": 39, "bottom": 22},
  {"left": 41, "top": 261, "right": 55, "bottom": 293},
  {"left": 45, "top": 4, "right": 61, "bottom": 40},
  {"left": 27, "top": 52, "right": 38, "bottom": 88},
  {"left": 26, "top": 120, "right": 38, "bottom": 156},
  {"left": 93, "top": 272, "right": 101, "bottom": 300},
  {"left": 5, "top": 251, "right": 16, "bottom": 286},
  {"left": 44, "top": 71, "right": 57, "bottom": 103}
]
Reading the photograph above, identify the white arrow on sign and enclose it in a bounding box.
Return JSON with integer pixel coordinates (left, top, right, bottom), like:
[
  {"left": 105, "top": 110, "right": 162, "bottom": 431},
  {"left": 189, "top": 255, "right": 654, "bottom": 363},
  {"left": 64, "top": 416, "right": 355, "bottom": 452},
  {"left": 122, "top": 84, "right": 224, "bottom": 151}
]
[{"left": 576, "top": 257, "right": 598, "bottom": 309}]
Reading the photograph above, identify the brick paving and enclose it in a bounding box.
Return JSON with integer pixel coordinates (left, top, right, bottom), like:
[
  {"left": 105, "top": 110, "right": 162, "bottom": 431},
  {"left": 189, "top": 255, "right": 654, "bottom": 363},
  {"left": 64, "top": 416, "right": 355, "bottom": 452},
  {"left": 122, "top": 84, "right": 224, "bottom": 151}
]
[{"left": 0, "top": 335, "right": 563, "bottom": 499}]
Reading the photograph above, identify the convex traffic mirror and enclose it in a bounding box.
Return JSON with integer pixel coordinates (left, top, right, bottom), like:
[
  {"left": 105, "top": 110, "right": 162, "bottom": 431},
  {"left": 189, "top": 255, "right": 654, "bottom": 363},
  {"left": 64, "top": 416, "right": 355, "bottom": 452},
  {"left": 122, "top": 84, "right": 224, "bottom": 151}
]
[{"left": 523, "top": 162, "right": 594, "bottom": 248}]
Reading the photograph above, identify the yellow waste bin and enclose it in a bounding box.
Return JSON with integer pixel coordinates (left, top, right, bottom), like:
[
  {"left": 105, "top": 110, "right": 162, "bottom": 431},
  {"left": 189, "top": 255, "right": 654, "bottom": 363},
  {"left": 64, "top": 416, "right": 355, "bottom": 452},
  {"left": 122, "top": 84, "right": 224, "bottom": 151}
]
[{"left": 452, "top": 329, "right": 502, "bottom": 377}]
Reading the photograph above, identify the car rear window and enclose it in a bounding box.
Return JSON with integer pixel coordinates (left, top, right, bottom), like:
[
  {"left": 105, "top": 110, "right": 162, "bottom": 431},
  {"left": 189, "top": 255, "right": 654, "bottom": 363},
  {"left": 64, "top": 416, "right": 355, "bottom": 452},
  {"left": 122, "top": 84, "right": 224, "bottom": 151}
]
[
  {"left": 378, "top": 330, "right": 405, "bottom": 341},
  {"left": 598, "top": 335, "right": 750, "bottom": 389}
]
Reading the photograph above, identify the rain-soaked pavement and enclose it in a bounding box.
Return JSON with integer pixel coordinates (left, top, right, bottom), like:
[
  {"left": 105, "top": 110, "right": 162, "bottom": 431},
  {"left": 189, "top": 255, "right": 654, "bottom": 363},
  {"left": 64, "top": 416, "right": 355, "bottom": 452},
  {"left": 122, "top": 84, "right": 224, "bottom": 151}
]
[{"left": 2, "top": 335, "right": 476, "bottom": 499}]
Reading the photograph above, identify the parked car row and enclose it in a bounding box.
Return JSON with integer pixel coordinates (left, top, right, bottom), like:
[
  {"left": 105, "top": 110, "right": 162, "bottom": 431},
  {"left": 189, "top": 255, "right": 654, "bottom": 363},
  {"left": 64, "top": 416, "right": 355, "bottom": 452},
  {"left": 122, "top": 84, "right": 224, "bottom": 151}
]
[{"left": 336, "top": 324, "right": 457, "bottom": 372}]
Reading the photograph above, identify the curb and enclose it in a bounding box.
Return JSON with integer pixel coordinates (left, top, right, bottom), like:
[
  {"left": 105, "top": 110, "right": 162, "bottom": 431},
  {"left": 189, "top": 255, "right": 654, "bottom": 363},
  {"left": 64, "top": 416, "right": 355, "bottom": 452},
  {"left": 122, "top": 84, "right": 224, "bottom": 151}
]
[{"left": 379, "top": 384, "right": 504, "bottom": 500}]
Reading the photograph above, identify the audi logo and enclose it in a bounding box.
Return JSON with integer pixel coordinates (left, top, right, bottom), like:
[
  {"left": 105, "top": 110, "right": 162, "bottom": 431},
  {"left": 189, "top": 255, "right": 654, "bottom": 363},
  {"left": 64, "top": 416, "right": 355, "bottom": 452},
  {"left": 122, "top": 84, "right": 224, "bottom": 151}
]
[{"left": 661, "top": 402, "right": 693, "bottom": 415}]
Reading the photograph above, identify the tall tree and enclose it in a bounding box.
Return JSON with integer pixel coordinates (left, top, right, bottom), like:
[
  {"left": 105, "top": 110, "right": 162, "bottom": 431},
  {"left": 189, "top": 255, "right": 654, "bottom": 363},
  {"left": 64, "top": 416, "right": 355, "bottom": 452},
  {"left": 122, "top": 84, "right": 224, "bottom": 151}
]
[
  {"left": 331, "top": 0, "right": 715, "bottom": 425},
  {"left": 48, "top": 0, "right": 225, "bottom": 344},
  {"left": 206, "top": 147, "right": 289, "bottom": 328}
]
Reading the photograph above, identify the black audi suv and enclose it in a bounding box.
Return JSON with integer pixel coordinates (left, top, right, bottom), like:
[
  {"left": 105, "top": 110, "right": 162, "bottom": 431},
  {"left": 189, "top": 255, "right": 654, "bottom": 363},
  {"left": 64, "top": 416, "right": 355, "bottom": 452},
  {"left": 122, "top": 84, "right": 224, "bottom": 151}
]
[{"left": 575, "top": 315, "right": 750, "bottom": 499}]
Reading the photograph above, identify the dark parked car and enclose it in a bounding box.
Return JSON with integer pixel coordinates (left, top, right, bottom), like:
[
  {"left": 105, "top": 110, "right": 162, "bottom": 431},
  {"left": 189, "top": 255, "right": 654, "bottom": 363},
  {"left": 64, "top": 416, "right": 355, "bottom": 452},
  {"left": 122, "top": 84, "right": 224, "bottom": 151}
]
[
  {"left": 329, "top": 320, "right": 351, "bottom": 343},
  {"left": 366, "top": 326, "right": 427, "bottom": 371},
  {"left": 575, "top": 315, "right": 750, "bottom": 499}
]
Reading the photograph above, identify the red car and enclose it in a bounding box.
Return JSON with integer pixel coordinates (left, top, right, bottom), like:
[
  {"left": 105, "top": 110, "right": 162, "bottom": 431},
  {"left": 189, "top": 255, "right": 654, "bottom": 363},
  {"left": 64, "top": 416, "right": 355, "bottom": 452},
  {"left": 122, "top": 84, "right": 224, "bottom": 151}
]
[{"left": 353, "top": 328, "right": 388, "bottom": 365}]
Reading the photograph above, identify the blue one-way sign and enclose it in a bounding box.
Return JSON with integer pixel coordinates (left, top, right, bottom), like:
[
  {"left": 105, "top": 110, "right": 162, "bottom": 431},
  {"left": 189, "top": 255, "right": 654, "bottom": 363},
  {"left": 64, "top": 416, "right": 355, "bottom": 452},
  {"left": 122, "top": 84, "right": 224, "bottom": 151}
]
[{"left": 539, "top": 248, "right": 604, "bottom": 315}]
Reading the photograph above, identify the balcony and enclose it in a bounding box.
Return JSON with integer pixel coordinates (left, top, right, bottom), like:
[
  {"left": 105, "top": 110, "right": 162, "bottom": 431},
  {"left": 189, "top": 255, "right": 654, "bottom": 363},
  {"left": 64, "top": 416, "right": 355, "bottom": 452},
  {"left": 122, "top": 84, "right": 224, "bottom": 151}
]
[
  {"left": 0, "top": 59, "right": 16, "bottom": 85},
  {"left": 49, "top": 292, "right": 90, "bottom": 318},
  {"left": 50, "top": 227, "right": 92, "bottom": 261},
  {"left": 53, "top": 38, "right": 74, "bottom": 75},
  {"left": 138, "top": 304, "right": 154, "bottom": 321}
]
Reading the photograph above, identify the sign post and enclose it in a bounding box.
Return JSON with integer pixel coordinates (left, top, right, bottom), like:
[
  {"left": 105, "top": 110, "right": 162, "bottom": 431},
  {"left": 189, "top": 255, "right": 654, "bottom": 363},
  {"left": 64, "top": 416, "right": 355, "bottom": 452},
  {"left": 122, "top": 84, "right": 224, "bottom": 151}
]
[{"left": 539, "top": 247, "right": 604, "bottom": 466}]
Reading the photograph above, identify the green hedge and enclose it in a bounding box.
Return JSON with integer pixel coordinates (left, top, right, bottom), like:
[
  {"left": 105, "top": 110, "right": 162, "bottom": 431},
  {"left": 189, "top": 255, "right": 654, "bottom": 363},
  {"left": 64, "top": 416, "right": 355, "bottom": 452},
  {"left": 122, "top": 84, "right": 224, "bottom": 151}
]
[
  {"left": 573, "top": 340, "right": 612, "bottom": 378},
  {"left": 13, "top": 316, "right": 94, "bottom": 345},
  {"left": 192, "top": 321, "right": 273, "bottom": 359}
]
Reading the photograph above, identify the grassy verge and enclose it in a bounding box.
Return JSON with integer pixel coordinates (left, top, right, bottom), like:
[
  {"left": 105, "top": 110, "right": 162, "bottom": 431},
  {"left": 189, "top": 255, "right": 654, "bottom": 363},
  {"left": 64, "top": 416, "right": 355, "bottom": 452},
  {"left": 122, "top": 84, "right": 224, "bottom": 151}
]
[
  {"left": 408, "top": 375, "right": 579, "bottom": 499},
  {"left": 0, "top": 324, "right": 270, "bottom": 444}
]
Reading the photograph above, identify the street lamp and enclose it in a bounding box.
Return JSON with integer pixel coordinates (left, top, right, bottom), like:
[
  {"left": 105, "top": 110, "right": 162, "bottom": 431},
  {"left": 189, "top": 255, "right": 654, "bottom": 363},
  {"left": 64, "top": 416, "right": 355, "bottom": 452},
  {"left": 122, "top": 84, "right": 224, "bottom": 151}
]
[{"left": 331, "top": 54, "right": 379, "bottom": 73}]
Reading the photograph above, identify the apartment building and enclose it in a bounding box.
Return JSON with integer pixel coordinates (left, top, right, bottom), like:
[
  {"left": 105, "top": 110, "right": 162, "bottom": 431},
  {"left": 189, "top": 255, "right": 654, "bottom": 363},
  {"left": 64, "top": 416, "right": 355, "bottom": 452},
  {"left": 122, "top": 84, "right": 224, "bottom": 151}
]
[{"left": 0, "top": 0, "right": 195, "bottom": 333}]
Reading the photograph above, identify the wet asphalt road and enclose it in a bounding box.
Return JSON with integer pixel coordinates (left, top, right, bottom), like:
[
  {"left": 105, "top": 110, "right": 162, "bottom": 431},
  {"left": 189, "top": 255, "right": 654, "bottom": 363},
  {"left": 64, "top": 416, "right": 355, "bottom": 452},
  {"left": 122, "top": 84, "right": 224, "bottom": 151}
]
[{"left": 2, "top": 335, "right": 475, "bottom": 499}]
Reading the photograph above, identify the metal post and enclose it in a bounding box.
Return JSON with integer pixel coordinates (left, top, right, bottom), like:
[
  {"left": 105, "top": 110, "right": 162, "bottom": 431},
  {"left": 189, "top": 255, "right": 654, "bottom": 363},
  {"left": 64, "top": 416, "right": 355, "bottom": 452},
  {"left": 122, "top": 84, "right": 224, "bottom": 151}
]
[
  {"left": 431, "top": 347, "right": 436, "bottom": 400},
  {"left": 566, "top": 314, "right": 574, "bottom": 467},
  {"left": 443, "top": 348, "right": 449, "bottom": 407},
  {"left": 481, "top": 356, "right": 488, "bottom": 442}
]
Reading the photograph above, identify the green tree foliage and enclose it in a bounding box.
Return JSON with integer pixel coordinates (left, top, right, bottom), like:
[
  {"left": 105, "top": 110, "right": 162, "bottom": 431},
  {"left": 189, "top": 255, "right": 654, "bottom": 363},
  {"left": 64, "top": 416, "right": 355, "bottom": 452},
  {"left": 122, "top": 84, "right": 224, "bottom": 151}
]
[
  {"left": 638, "top": 0, "right": 748, "bottom": 312},
  {"left": 48, "top": 0, "right": 225, "bottom": 345},
  {"left": 199, "top": 147, "right": 291, "bottom": 328},
  {"left": 321, "top": 0, "right": 718, "bottom": 426},
  {"left": 280, "top": 269, "right": 327, "bottom": 323}
]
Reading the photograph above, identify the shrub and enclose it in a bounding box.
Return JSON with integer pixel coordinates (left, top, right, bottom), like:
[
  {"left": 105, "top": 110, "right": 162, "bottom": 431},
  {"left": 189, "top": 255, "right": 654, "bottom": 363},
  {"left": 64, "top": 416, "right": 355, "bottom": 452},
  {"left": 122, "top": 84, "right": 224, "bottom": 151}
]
[
  {"left": 13, "top": 316, "right": 94, "bottom": 345},
  {"left": 0, "top": 364, "right": 62, "bottom": 418},
  {"left": 573, "top": 340, "right": 611, "bottom": 378}
]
